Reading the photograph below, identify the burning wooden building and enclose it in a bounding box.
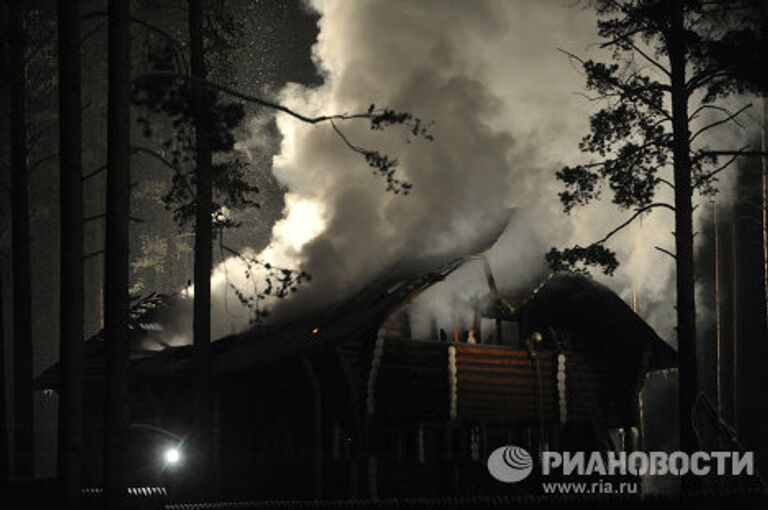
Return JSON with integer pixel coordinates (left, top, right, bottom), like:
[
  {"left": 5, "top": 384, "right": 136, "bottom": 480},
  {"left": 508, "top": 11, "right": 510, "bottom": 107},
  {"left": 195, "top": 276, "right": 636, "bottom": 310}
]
[{"left": 36, "top": 256, "right": 675, "bottom": 499}]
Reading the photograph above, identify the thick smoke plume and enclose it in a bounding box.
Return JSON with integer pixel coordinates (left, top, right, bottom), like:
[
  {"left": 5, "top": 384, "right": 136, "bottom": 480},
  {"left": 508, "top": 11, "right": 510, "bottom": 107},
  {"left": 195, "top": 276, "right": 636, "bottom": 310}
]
[
  {"left": 252, "top": 0, "right": 679, "bottom": 337},
  {"left": 177, "top": 0, "right": 757, "bottom": 345}
]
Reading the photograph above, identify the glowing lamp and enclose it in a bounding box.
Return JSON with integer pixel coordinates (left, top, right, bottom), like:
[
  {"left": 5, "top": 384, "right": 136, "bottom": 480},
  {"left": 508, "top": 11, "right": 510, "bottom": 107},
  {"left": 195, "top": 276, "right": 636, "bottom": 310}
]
[{"left": 164, "top": 447, "right": 181, "bottom": 465}]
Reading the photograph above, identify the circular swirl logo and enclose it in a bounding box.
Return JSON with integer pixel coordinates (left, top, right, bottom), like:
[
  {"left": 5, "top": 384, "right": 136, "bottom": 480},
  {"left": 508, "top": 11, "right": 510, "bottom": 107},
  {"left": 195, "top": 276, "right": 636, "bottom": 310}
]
[{"left": 487, "top": 445, "right": 534, "bottom": 482}]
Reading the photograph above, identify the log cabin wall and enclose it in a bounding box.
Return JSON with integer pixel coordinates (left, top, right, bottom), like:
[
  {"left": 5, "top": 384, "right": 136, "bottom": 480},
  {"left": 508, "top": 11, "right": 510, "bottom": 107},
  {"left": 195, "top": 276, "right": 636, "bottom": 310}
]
[{"left": 359, "top": 331, "right": 644, "bottom": 498}]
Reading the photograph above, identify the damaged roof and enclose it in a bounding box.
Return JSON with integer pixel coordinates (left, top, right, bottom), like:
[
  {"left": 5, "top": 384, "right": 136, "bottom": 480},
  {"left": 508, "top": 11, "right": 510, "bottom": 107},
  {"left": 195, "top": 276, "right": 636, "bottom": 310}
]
[
  {"left": 35, "top": 210, "right": 675, "bottom": 390},
  {"left": 511, "top": 272, "right": 677, "bottom": 370},
  {"left": 34, "top": 256, "right": 473, "bottom": 390},
  {"left": 36, "top": 266, "right": 675, "bottom": 390}
]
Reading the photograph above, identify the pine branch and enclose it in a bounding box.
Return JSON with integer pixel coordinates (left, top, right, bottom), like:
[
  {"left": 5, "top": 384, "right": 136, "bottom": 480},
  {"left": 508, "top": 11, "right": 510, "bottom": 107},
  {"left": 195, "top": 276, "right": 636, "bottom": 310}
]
[
  {"left": 701, "top": 150, "right": 768, "bottom": 157},
  {"left": 594, "top": 202, "right": 675, "bottom": 245},
  {"left": 625, "top": 40, "right": 672, "bottom": 78},
  {"left": 658, "top": 177, "right": 675, "bottom": 190},
  {"left": 136, "top": 71, "right": 411, "bottom": 126},
  {"left": 654, "top": 246, "right": 676, "bottom": 259},
  {"left": 694, "top": 146, "right": 748, "bottom": 187},
  {"left": 689, "top": 104, "right": 751, "bottom": 143}
]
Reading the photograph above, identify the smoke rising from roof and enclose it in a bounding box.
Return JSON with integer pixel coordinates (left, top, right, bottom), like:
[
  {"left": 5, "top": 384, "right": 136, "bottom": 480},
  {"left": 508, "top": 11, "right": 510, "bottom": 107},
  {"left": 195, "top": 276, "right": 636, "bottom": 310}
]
[
  {"left": 232, "top": 0, "right": 678, "bottom": 339},
  {"left": 189, "top": 0, "right": 760, "bottom": 345}
]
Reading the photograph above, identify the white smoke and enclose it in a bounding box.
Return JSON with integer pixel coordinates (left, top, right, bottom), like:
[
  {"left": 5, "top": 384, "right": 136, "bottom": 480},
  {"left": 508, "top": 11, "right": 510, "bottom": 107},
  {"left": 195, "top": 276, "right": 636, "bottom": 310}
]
[
  {"left": 173, "top": 0, "right": 761, "bottom": 346},
  {"left": 244, "top": 0, "right": 680, "bottom": 338}
]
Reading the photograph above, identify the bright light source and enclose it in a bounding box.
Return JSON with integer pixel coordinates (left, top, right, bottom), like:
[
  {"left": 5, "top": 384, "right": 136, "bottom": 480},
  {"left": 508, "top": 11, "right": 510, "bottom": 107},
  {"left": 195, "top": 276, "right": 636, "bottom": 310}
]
[{"left": 164, "top": 447, "right": 181, "bottom": 465}]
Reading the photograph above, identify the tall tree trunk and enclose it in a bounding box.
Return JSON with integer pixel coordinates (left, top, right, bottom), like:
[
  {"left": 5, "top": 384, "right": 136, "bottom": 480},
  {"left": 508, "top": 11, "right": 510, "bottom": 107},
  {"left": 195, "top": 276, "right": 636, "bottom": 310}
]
[
  {"left": 715, "top": 211, "right": 736, "bottom": 424},
  {"left": 189, "top": 0, "right": 214, "bottom": 491},
  {"left": 763, "top": 97, "right": 768, "bottom": 312},
  {"left": 733, "top": 150, "right": 768, "bottom": 475},
  {"left": 9, "top": 0, "right": 35, "bottom": 481},
  {"left": 669, "top": 0, "right": 699, "bottom": 485},
  {"left": 103, "top": 1, "right": 131, "bottom": 508},
  {"left": 58, "top": 1, "right": 84, "bottom": 508},
  {"left": 0, "top": 271, "right": 9, "bottom": 503}
]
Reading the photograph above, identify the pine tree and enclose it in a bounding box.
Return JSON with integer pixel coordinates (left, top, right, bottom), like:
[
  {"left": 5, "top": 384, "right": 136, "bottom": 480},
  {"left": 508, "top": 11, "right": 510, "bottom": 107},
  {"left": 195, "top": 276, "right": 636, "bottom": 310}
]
[
  {"left": 103, "top": 0, "right": 131, "bottom": 507},
  {"left": 547, "top": 1, "right": 766, "bottom": 486},
  {"left": 57, "top": 0, "right": 84, "bottom": 508},
  {"left": 9, "top": 0, "right": 34, "bottom": 481}
]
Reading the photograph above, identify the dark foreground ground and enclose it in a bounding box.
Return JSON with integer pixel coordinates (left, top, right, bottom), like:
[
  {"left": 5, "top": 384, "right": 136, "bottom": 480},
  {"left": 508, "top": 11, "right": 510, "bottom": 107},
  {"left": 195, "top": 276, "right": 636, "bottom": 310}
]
[{"left": 8, "top": 480, "right": 768, "bottom": 510}]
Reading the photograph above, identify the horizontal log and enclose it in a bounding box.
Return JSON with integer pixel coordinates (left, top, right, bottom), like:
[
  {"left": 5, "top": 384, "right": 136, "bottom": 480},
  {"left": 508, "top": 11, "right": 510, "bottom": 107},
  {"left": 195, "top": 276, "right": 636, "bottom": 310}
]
[
  {"left": 458, "top": 393, "right": 556, "bottom": 407},
  {"left": 456, "top": 384, "right": 557, "bottom": 398},
  {"left": 456, "top": 345, "right": 555, "bottom": 357},
  {"left": 457, "top": 366, "right": 550, "bottom": 379},
  {"left": 458, "top": 398, "right": 557, "bottom": 413},
  {"left": 456, "top": 356, "right": 552, "bottom": 368},
  {"left": 457, "top": 372, "right": 555, "bottom": 387},
  {"left": 456, "top": 388, "right": 557, "bottom": 399}
]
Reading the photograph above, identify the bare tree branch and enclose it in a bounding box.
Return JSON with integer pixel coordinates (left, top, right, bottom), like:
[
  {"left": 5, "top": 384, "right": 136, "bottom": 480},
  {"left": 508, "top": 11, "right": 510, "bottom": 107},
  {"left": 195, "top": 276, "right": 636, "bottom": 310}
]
[
  {"left": 84, "top": 213, "right": 145, "bottom": 223},
  {"left": 701, "top": 150, "right": 768, "bottom": 157},
  {"left": 689, "top": 104, "right": 751, "bottom": 143},
  {"left": 30, "top": 153, "right": 58, "bottom": 171},
  {"left": 658, "top": 177, "right": 675, "bottom": 190},
  {"left": 558, "top": 49, "right": 673, "bottom": 122},
  {"left": 136, "top": 71, "right": 403, "bottom": 125},
  {"left": 689, "top": 104, "right": 746, "bottom": 124},
  {"left": 84, "top": 145, "right": 189, "bottom": 185},
  {"left": 81, "top": 12, "right": 189, "bottom": 72},
  {"left": 330, "top": 121, "right": 367, "bottom": 156},
  {"left": 82, "top": 164, "right": 107, "bottom": 182},
  {"left": 654, "top": 246, "right": 676, "bottom": 259},
  {"left": 594, "top": 202, "right": 676, "bottom": 245},
  {"left": 83, "top": 250, "right": 104, "bottom": 261},
  {"left": 626, "top": 40, "right": 672, "bottom": 78},
  {"left": 695, "top": 146, "right": 748, "bottom": 187},
  {"left": 131, "top": 146, "right": 183, "bottom": 174},
  {"left": 686, "top": 67, "right": 732, "bottom": 94}
]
